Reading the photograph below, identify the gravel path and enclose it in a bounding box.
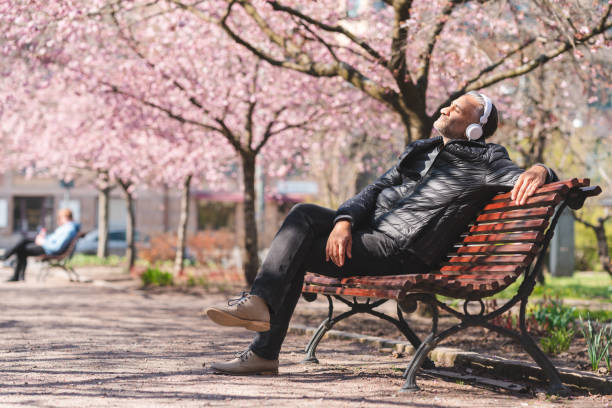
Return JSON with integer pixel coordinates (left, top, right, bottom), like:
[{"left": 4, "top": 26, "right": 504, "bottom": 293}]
[{"left": 1, "top": 273, "right": 611, "bottom": 407}]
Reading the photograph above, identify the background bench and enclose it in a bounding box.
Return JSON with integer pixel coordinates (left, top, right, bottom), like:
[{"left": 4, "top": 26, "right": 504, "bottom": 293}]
[
  {"left": 36, "top": 231, "right": 86, "bottom": 282},
  {"left": 301, "top": 178, "right": 601, "bottom": 395}
]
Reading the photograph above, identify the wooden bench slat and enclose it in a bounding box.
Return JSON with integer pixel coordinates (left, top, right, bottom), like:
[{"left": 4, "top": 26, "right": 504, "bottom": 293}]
[
  {"left": 444, "top": 254, "right": 532, "bottom": 265},
  {"left": 302, "top": 284, "right": 402, "bottom": 299},
  {"left": 482, "top": 193, "right": 561, "bottom": 212},
  {"left": 490, "top": 179, "right": 580, "bottom": 202},
  {"left": 455, "top": 243, "right": 537, "bottom": 255},
  {"left": 463, "top": 231, "right": 543, "bottom": 244},
  {"left": 476, "top": 207, "right": 553, "bottom": 222},
  {"left": 491, "top": 183, "right": 570, "bottom": 202},
  {"left": 304, "top": 275, "right": 342, "bottom": 286},
  {"left": 469, "top": 219, "right": 548, "bottom": 234},
  {"left": 339, "top": 274, "right": 424, "bottom": 288},
  {"left": 440, "top": 264, "right": 523, "bottom": 273}
]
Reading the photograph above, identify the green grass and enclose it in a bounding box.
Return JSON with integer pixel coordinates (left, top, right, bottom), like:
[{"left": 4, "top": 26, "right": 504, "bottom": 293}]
[
  {"left": 141, "top": 268, "right": 174, "bottom": 286},
  {"left": 67, "top": 254, "right": 125, "bottom": 267},
  {"left": 493, "top": 272, "right": 612, "bottom": 302}
]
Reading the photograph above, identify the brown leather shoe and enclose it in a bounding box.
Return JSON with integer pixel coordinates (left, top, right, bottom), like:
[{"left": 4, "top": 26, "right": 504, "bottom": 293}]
[
  {"left": 210, "top": 350, "right": 279, "bottom": 376},
  {"left": 205, "top": 293, "right": 271, "bottom": 332}
]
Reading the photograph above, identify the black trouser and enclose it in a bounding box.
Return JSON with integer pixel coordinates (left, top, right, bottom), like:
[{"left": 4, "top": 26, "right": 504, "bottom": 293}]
[
  {"left": 3, "top": 238, "right": 45, "bottom": 280},
  {"left": 249, "top": 203, "right": 428, "bottom": 360}
]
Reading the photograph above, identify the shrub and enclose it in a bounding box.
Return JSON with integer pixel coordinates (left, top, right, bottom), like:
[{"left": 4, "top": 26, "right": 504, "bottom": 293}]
[
  {"left": 141, "top": 268, "right": 174, "bottom": 286},
  {"left": 531, "top": 297, "right": 576, "bottom": 332},
  {"left": 579, "top": 315, "right": 612, "bottom": 372},
  {"left": 187, "top": 230, "right": 236, "bottom": 266},
  {"left": 138, "top": 230, "right": 236, "bottom": 266},
  {"left": 540, "top": 327, "right": 574, "bottom": 355}
]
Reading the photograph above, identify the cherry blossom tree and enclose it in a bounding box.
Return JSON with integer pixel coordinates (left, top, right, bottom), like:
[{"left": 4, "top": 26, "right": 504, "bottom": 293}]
[
  {"left": 162, "top": 0, "right": 611, "bottom": 143},
  {"left": 1, "top": 1, "right": 379, "bottom": 283}
]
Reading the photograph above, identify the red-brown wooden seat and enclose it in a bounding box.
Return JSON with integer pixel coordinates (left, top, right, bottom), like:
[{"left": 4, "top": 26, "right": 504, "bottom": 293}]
[{"left": 301, "top": 178, "right": 601, "bottom": 395}]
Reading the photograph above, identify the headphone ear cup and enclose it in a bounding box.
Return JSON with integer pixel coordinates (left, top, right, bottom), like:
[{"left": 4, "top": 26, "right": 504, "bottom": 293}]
[{"left": 466, "top": 124, "right": 483, "bottom": 141}]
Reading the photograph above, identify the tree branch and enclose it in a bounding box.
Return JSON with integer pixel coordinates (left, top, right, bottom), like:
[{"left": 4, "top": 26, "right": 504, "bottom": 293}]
[
  {"left": 464, "top": 3, "right": 611, "bottom": 91},
  {"left": 254, "top": 105, "right": 287, "bottom": 154},
  {"left": 267, "top": 0, "right": 389, "bottom": 67},
  {"left": 168, "top": 0, "right": 403, "bottom": 112},
  {"left": 434, "top": 38, "right": 536, "bottom": 115},
  {"left": 108, "top": 9, "right": 210, "bottom": 116},
  {"left": 415, "top": 0, "right": 461, "bottom": 96},
  {"left": 572, "top": 211, "right": 595, "bottom": 229},
  {"left": 389, "top": 0, "right": 411, "bottom": 87},
  {"left": 102, "top": 81, "right": 225, "bottom": 134}
]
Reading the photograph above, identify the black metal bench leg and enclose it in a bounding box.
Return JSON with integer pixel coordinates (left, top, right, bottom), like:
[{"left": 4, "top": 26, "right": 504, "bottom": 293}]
[
  {"left": 519, "top": 331, "right": 568, "bottom": 395},
  {"left": 304, "top": 317, "right": 332, "bottom": 363},
  {"left": 304, "top": 296, "right": 334, "bottom": 364},
  {"left": 401, "top": 297, "right": 439, "bottom": 391},
  {"left": 395, "top": 305, "right": 435, "bottom": 370},
  {"left": 517, "top": 300, "right": 569, "bottom": 395},
  {"left": 303, "top": 296, "right": 364, "bottom": 364},
  {"left": 482, "top": 298, "right": 570, "bottom": 396},
  {"left": 401, "top": 332, "right": 437, "bottom": 392}
]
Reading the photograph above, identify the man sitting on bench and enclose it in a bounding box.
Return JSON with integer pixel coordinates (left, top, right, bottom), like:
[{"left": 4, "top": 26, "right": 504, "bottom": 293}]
[
  {"left": 2, "top": 208, "right": 79, "bottom": 282},
  {"left": 205, "top": 92, "right": 557, "bottom": 375}
]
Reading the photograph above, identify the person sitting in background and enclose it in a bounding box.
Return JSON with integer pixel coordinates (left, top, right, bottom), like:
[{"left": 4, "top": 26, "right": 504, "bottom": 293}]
[{"left": 1, "top": 208, "right": 79, "bottom": 282}]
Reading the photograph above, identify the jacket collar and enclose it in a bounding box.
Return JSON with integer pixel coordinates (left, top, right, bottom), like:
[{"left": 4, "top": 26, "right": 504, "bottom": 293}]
[
  {"left": 444, "top": 136, "right": 487, "bottom": 147},
  {"left": 398, "top": 135, "right": 487, "bottom": 167}
]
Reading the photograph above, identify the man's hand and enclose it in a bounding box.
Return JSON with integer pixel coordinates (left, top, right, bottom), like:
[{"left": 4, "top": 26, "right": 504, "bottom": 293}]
[
  {"left": 34, "top": 228, "right": 46, "bottom": 246},
  {"left": 326, "top": 220, "right": 352, "bottom": 267},
  {"left": 511, "top": 165, "right": 548, "bottom": 205}
]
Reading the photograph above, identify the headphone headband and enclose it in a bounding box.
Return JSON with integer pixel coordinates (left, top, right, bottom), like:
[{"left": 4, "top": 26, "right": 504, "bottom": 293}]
[
  {"left": 479, "top": 93, "right": 492, "bottom": 126},
  {"left": 465, "top": 92, "right": 493, "bottom": 141}
]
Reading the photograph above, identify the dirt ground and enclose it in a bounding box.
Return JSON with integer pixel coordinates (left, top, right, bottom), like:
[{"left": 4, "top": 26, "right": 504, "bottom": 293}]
[{"left": 1, "top": 268, "right": 611, "bottom": 407}]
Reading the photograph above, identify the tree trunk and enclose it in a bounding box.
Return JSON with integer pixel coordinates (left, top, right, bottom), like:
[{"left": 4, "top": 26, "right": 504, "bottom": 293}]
[
  {"left": 573, "top": 212, "right": 612, "bottom": 276},
  {"left": 174, "top": 174, "right": 192, "bottom": 276},
  {"left": 119, "top": 181, "right": 136, "bottom": 272},
  {"left": 404, "top": 105, "right": 433, "bottom": 144},
  {"left": 96, "top": 186, "right": 111, "bottom": 258},
  {"left": 594, "top": 217, "right": 612, "bottom": 276},
  {"left": 241, "top": 153, "right": 259, "bottom": 285}
]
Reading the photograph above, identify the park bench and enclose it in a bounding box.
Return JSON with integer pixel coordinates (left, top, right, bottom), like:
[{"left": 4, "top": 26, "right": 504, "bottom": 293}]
[
  {"left": 301, "top": 178, "right": 601, "bottom": 395},
  {"left": 36, "top": 231, "right": 86, "bottom": 282}
]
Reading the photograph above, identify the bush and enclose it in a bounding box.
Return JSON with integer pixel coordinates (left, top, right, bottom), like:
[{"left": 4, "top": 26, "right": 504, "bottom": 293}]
[
  {"left": 579, "top": 316, "right": 612, "bottom": 372},
  {"left": 187, "top": 230, "right": 236, "bottom": 266},
  {"left": 540, "top": 327, "right": 574, "bottom": 355},
  {"left": 138, "top": 234, "right": 177, "bottom": 264},
  {"left": 68, "top": 254, "right": 124, "bottom": 267},
  {"left": 531, "top": 297, "right": 576, "bottom": 332},
  {"left": 141, "top": 267, "right": 174, "bottom": 286},
  {"left": 137, "top": 230, "right": 236, "bottom": 266}
]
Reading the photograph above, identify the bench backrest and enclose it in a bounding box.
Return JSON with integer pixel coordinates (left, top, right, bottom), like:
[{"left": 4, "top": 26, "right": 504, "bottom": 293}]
[
  {"left": 39, "top": 231, "right": 86, "bottom": 262},
  {"left": 302, "top": 178, "right": 601, "bottom": 301},
  {"left": 436, "top": 178, "right": 596, "bottom": 299}
]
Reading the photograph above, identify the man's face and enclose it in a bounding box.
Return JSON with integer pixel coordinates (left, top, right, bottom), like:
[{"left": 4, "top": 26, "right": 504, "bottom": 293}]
[
  {"left": 433, "top": 94, "right": 481, "bottom": 140},
  {"left": 57, "top": 213, "right": 68, "bottom": 226}
]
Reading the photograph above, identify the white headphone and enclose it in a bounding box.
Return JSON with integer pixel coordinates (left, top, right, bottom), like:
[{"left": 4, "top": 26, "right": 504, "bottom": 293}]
[{"left": 465, "top": 93, "right": 492, "bottom": 141}]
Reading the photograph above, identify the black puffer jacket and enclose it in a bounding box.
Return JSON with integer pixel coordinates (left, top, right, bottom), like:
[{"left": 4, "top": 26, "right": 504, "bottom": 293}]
[{"left": 335, "top": 136, "right": 557, "bottom": 268}]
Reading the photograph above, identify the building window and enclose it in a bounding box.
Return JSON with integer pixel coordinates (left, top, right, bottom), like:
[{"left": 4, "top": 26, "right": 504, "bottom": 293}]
[
  {"left": 13, "top": 196, "right": 54, "bottom": 233},
  {"left": 197, "top": 201, "right": 236, "bottom": 231}
]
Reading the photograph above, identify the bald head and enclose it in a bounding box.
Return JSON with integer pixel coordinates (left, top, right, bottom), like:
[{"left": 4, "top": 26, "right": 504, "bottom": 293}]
[
  {"left": 57, "top": 208, "right": 73, "bottom": 225},
  {"left": 433, "top": 93, "right": 498, "bottom": 143}
]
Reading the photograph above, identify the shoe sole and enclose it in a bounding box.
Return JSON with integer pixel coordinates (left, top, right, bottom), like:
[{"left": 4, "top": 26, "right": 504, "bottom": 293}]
[
  {"left": 205, "top": 308, "right": 271, "bottom": 332},
  {"left": 210, "top": 367, "right": 279, "bottom": 376}
]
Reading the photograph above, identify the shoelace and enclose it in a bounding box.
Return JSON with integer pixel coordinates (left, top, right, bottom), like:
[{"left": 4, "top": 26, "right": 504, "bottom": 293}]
[
  {"left": 227, "top": 291, "right": 250, "bottom": 307},
  {"left": 235, "top": 350, "right": 252, "bottom": 361}
]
